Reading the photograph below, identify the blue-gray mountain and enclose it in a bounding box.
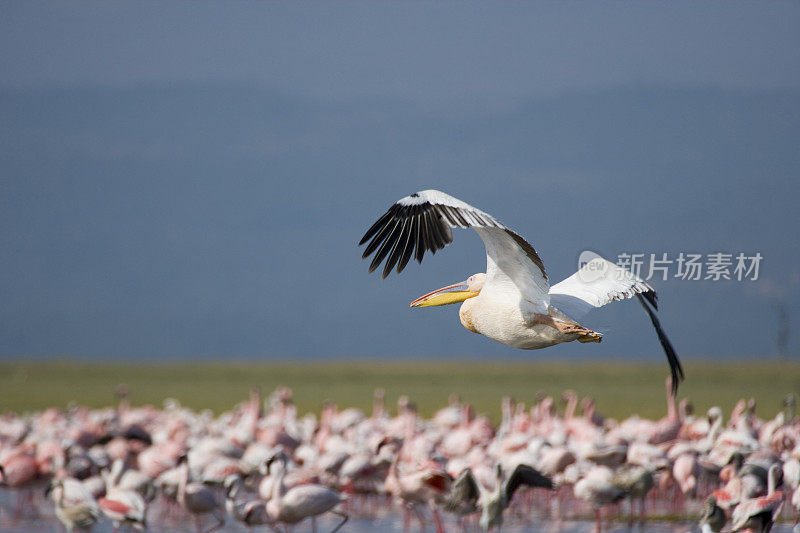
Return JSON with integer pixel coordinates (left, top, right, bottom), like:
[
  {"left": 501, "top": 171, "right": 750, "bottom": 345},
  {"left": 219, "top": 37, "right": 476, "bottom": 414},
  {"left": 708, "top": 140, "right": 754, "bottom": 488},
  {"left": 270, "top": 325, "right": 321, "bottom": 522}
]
[{"left": 1, "top": 85, "right": 797, "bottom": 359}]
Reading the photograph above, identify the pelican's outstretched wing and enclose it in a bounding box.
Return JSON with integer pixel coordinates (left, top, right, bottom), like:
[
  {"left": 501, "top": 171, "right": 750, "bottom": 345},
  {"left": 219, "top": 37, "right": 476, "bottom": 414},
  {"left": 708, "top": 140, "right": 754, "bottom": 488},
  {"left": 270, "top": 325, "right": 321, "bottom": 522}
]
[
  {"left": 548, "top": 253, "right": 683, "bottom": 391},
  {"left": 359, "top": 190, "right": 549, "bottom": 304},
  {"left": 548, "top": 255, "right": 654, "bottom": 320}
]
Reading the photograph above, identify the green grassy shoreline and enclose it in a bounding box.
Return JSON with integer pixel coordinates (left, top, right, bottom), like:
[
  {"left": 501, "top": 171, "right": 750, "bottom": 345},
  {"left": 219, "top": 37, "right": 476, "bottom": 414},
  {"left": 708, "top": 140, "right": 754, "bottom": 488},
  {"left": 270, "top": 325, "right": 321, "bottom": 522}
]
[{"left": 1, "top": 359, "right": 797, "bottom": 422}]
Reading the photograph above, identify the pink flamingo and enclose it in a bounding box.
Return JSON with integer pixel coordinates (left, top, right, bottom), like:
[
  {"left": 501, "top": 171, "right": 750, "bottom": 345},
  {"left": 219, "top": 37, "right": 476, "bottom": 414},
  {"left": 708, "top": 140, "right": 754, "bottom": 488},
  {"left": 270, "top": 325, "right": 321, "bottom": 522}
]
[
  {"left": 573, "top": 465, "right": 626, "bottom": 533},
  {"left": 0, "top": 449, "right": 40, "bottom": 516},
  {"left": 176, "top": 454, "right": 225, "bottom": 533},
  {"left": 378, "top": 436, "right": 450, "bottom": 533},
  {"left": 264, "top": 451, "right": 348, "bottom": 532},
  {"left": 698, "top": 494, "right": 727, "bottom": 533},
  {"left": 98, "top": 460, "right": 147, "bottom": 531},
  {"left": 98, "top": 489, "right": 146, "bottom": 531},
  {"left": 672, "top": 452, "right": 702, "bottom": 499},
  {"left": 648, "top": 376, "right": 681, "bottom": 444},
  {"left": 46, "top": 477, "right": 102, "bottom": 532},
  {"left": 730, "top": 464, "right": 784, "bottom": 533}
]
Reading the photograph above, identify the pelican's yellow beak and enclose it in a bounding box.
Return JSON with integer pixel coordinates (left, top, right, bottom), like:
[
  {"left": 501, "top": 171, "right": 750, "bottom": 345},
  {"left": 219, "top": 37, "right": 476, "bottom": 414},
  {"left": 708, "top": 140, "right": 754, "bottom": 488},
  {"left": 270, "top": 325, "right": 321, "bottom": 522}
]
[{"left": 409, "top": 281, "right": 480, "bottom": 308}]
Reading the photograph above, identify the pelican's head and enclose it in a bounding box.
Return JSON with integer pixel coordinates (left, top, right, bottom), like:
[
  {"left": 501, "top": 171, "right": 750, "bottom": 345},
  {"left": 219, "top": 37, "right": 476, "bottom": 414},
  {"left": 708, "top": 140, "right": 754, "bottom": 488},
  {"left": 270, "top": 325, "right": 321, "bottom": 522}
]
[{"left": 409, "top": 273, "right": 485, "bottom": 308}]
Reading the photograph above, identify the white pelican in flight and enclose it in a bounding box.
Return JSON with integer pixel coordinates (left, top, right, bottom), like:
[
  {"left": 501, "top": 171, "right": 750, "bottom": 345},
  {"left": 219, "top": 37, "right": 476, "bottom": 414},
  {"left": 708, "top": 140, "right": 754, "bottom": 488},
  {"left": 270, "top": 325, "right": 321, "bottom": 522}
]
[{"left": 359, "top": 190, "right": 684, "bottom": 391}]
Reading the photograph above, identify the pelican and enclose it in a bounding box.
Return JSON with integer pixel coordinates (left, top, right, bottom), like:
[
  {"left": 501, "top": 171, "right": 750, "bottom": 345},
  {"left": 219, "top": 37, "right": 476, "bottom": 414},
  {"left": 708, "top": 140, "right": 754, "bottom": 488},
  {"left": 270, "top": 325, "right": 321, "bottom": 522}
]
[{"left": 359, "top": 190, "right": 683, "bottom": 390}]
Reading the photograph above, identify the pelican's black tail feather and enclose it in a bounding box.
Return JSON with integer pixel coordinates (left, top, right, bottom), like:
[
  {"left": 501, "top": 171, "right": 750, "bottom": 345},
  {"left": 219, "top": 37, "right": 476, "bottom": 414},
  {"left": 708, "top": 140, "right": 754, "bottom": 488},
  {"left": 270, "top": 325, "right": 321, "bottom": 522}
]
[{"left": 636, "top": 293, "right": 684, "bottom": 393}]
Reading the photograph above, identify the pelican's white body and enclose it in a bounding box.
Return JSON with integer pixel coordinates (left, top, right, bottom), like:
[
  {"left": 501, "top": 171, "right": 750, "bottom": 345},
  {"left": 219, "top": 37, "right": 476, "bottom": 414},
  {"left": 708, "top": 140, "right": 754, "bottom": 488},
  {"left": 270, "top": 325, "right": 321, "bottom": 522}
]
[{"left": 460, "top": 295, "right": 580, "bottom": 349}]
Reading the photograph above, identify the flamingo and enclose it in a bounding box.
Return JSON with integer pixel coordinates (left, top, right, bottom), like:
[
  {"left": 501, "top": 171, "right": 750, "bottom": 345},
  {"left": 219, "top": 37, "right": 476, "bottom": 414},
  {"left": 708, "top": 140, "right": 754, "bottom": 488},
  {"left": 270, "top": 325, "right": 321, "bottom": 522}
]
[
  {"left": 264, "top": 451, "right": 348, "bottom": 532},
  {"left": 573, "top": 465, "right": 626, "bottom": 533},
  {"left": 46, "top": 477, "right": 102, "bottom": 532},
  {"left": 98, "top": 459, "right": 147, "bottom": 531},
  {"left": 360, "top": 189, "right": 684, "bottom": 390},
  {"left": 378, "top": 436, "right": 450, "bottom": 533},
  {"left": 731, "top": 464, "right": 784, "bottom": 533},
  {"left": 649, "top": 376, "right": 682, "bottom": 444},
  {"left": 610, "top": 463, "right": 654, "bottom": 525},
  {"left": 673, "top": 451, "right": 702, "bottom": 499},
  {"left": 699, "top": 407, "right": 725, "bottom": 454},
  {"left": 0, "top": 452, "right": 39, "bottom": 516},
  {"left": 445, "top": 463, "right": 553, "bottom": 530},
  {"left": 223, "top": 474, "right": 274, "bottom": 528},
  {"left": 0, "top": 452, "right": 38, "bottom": 488},
  {"left": 176, "top": 454, "right": 225, "bottom": 533},
  {"left": 699, "top": 494, "right": 727, "bottom": 533},
  {"left": 98, "top": 488, "right": 147, "bottom": 531}
]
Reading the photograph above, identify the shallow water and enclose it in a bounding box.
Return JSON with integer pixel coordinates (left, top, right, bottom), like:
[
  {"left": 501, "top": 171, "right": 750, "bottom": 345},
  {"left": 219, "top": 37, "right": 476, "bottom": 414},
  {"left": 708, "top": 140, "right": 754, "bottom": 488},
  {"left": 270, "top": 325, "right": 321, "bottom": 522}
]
[
  {"left": 1, "top": 515, "right": 796, "bottom": 533},
  {"left": 1, "top": 489, "right": 797, "bottom": 533}
]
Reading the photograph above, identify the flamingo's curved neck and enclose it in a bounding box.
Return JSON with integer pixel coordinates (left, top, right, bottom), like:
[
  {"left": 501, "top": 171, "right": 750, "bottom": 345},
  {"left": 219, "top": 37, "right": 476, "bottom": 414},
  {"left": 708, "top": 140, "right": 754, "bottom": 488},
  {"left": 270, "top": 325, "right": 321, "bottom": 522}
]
[
  {"left": 564, "top": 394, "right": 578, "bottom": 421},
  {"left": 177, "top": 462, "right": 188, "bottom": 506},
  {"left": 666, "top": 382, "right": 677, "bottom": 421},
  {"left": 272, "top": 459, "right": 288, "bottom": 501},
  {"left": 767, "top": 466, "right": 778, "bottom": 495}
]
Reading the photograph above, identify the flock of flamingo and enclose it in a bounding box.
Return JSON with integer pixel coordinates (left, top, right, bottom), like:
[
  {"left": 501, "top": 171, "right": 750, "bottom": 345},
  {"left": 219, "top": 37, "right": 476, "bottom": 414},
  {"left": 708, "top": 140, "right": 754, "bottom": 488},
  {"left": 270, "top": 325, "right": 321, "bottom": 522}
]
[{"left": 1, "top": 379, "right": 799, "bottom": 533}]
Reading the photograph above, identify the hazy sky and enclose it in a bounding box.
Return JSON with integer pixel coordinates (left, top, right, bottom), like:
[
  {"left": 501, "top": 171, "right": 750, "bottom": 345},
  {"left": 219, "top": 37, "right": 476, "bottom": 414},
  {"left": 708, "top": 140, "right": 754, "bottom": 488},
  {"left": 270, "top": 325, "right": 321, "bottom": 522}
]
[
  {"left": 2, "top": 2, "right": 799, "bottom": 363},
  {"left": 2, "top": 2, "right": 800, "bottom": 99}
]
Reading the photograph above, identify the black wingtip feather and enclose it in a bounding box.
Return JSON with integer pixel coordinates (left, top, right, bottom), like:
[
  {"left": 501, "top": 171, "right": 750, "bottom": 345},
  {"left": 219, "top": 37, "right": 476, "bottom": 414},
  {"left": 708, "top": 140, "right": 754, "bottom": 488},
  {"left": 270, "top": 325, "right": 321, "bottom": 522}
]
[
  {"left": 414, "top": 213, "right": 425, "bottom": 263},
  {"left": 382, "top": 219, "right": 409, "bottom": 278},
  {"left": 426, "top": 209, "right": 447, "bottom": 250},
  {"left": 396, "top": 217, "right": 416, "bottom": 274},
  {"left": 361, "top": 218, "right": 397, "bottom": 259},
  {"left": 369, "top": 221, "right": 403, "bottom": 274},
  {"left": 642, "top": 289, "right": 659, "bottom": 310},
  {"left": 359, "top": 195, "right": 498, "bottom": 277},
  {"left": 359, "top": 206, "right": 396, "bottom": 246},
  {"left": 636, "top": 293, "right": 684, "bottom": 394}
]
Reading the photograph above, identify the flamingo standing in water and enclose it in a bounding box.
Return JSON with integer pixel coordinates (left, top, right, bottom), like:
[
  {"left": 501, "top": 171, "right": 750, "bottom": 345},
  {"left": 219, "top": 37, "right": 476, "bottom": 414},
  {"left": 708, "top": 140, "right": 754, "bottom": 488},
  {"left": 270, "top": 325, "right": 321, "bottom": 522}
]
[
  {"left": 222, "top": 474, "right": 273, "bottom": 528},
  {"left": 573, "top": 465, "right": 626, "bottom": 533},
  {"left": 445, "top": 463, "right": 553, "bottom": 530},
  {"left": 730, "top": 464, "right": 784, "bottom": 533},
  {"left": 698, "top": 494, "right": 727, "bottom": 533},
  {"left": 0, "top": 453, "right": 40, "bottom": 516},
  {"left": 46, "top": 477, "right": 102, "bottom": 532},
  {"left": 98, "top": 460, "right": 147, "bottom": 531},
  {"left": 378, "top": 436, "right": 451, "bottom": 533},
  {"left": 264, "top": 451, "right": 348, "bottom": 533},
  {"left": 176, "top": 454, "right": 225, "bottom": 533},
  {"left": 610, "top": 463, "right": 654, "bottom": 526},
  {"left": 98, "top": 489, "right": 146, "bottom": 532}
]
